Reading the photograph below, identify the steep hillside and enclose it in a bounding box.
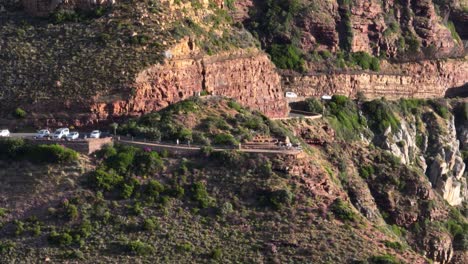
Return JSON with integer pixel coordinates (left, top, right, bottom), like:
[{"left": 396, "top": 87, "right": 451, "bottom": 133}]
[
  {"left": 240, "top": 0, "right": 465, "bottom": 71},
  {"left": 0, "top": 98, "right": 466, "bottom": 263},
  {"left": 0, "top": 0, "right": 287, "bottom": 127}
]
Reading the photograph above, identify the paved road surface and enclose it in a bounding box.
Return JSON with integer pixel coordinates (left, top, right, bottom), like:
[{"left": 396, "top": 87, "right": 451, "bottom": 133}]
[
  {"left": 119, "top": 140, "right": 302, "bottom": 155},
  {"left": 6, "top": 134, "right": 302, "bottom": 155},
  {"left": 9, "top": 133, "right": 35, "bottom": 138}
]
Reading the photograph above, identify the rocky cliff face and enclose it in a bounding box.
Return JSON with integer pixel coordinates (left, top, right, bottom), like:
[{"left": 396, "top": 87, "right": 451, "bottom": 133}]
[
  {"left": 370, "top": 104, "right": 467, "bottom": 206},
  {"left": 241, "top": 0, "right": 465, "bottom": 62},
  {"left": 90, "top": 42, "right": 288, "bottom": 124},
  {"left": 282, "top": 58, "right": 468, "bottom": 99}
]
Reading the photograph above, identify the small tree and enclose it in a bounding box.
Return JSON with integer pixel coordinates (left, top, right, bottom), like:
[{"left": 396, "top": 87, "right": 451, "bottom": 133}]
[
  {"left": 13, "top": 108, "right": 26, "bottom": 119},
  {"left": 110, "top": 123, "right": 118, "bottom": 135}
]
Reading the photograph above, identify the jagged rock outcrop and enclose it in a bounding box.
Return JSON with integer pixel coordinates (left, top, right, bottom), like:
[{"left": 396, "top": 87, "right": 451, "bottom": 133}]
[
  {"left": 282, "top": 58, "right": 468, "bottom": 100},
  {"left": 423, "top": 230, "right": 454, "bottom": 264},
  {"left": 87, "top": 42, "right": 288, "bottom": 124},
  {"left": 240, "top": 0, "right": 464, "bottom": 61},
  {"left": 375, "top": 108, "right": 466, "bottom": 206},
  {"left": 424, "top": 114, "right": 467, "bottom": 206}
]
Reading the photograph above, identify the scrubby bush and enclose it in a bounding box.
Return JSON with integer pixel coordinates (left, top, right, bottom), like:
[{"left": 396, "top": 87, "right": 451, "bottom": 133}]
[
  {"left": 125, "top": 240, "right": 154, "bottom": 255},
  {"left": 359, "top": 164, "right": 374, "bottom": 179},
  {"left": 267, "top": 189, "right": 294, "bottom": 210},
  {"left": 145, "top": 180, "right": 165, "bottom": 199},
  {"left": 143, "top": 218, "right": 158, "bottom": 231},
  {"left": 368, "top": 254, "right": 400, "bottom": 264},
  {"left": 330, "top": 198, "right": 357, "bottom": 222},
  {"left": 48, "top": 231, "right": 73, "bottom": 246},
  {"left": 428, "top": 100, "right": 450, "bottom": 119},
  {"left": 26, "top": 144, "right": 79, "bottom": 163},
  {"left": 383, "top": 240, "right": 404, "bottom": 251},
  {"left": 269, "top": 44, "right": 305, "bottom": 72},
  {"left": 191, "top": 181, "right": 214, "bottom": 208},
  {"left": 0, "top": 140, "right": 78, "bottom": 163},
  {"left": 88, "top": 169, "right": 124, "bottom": 191},
  {"left": 213, "top": 133, "right": 238, "bottom": 146},
  {"left": 325, "top": 95, "right": 367, "bottom": 140},
  {"left": 134, "top": 151, "right": 164, "bottom": 175},
  {"left": 363, "top": 99, "right": 400, "bottom": 134},
  {"left": 13, "top": 107, "right": 26, "bottom": 118},
  {"left": 304, "top": 98, "right": 323, "bottom": 114}
]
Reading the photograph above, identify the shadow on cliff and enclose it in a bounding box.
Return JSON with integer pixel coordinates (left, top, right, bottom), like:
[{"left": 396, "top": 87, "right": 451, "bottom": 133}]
[{"left": 445, "top": 84, "right": 468, "bottom": 98}]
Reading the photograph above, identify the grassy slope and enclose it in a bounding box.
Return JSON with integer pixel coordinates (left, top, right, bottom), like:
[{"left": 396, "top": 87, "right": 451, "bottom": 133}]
[{"left": 0, "top": 99, "right": 430, "bottom": 263}]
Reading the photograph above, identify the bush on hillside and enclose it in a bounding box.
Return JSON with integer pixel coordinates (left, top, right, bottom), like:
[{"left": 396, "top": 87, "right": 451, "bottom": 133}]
[
  {"left": 363, "top": 99, "right": 400, "bottom": 134},
  {"left": 0, "top": 139, "right": 78, "bottom": 163},
  {"left": 330, "top": 198, "right": 357, "bottom": 222},
  {"left": 304, "top": 98, "right": 323, "bottom": 114},
  {"left": 325, "top": 95, "right": 367, "bottom": 140}
]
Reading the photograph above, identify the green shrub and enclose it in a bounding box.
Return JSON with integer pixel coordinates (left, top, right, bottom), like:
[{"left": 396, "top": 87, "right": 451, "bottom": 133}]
[
  {"left": 330, "top": 198, "right": 357, "bottom": 222},
  {"left": 95, "top": 145, "right": 117, "bottom": 160},
  {"left": 428, "top": 100, "right": 450, "bottom": 119},
  {"left": 89, "top": 169, "right": 124, "bottom": 191},
  {"left": 304, "top": 98, "right": 323, "bottom": 114},
  {"left": 177, "top": 242, "right": 193, "bottom": 252},
  {"left": 134, "top": 151, "right": 164, "bottom": 175},
  {"left": 211, "top": 248, "right": 223, "bottom": 259},
  {"left": 191, "top": 181, "right": 214, "bottom": 208},
  {"left": 227, "top": 100, "right": 243, "bottom": 111},
  {"left": 0, "top": 241, "right": 16, "bottom": 254},
  {"left": 359, "top": 165, "right": 375, "bottom": 179},
  {"left": 48, "top": 231, "right": 73, "bottom": 246},
  {"left": 66, "top": 204, "right": 79, "bottom": 221},
  {"left": 447, "top": 21, "right": 461, "bottom": 43},
  {"left": 363, "top": 99, "right": 400, "bottom": 134},
  {"left": 325, "top": 95, "right": 367, "bottom": 140},
  {"left": 146, "top": 180, "right": 165, "bottom": 198},
  {"left": 269, "top": 44, "right": 305, "bottom": 72},
  {"left": 143, "top": 218, "right": 158, "bottom": 231},
  {"left": 125, "top": 240, "right": 154, "bottom": 255},
  {"left": 13, "top": 107, "right": 26, "bottom": 118},
  {"left": 26, "top": 144, "right": 78, "bottom": 163},
  {"left": 120, "top": 183, "right": 135, "bottom": 199},
  {"left": 368, "top": 254, "right": 400, "bottom": 264},
  {"left": 383, "top": 240, "right": 404, "bottom": 251},
  {"left": 106, "top": 151, "right": 135, "bottom": 175},
  {"left": 213, "top": 133, "right": 238, "bottom": 146},
  {"left": 267, "top": 189, "right": 294, "bottom": 210},
  {"left": 79, "top": 220, "right": 93, "bottom": 238}
]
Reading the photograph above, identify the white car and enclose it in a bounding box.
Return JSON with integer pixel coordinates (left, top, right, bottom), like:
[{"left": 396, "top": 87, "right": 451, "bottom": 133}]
[
  {"left": 66, "top": 132, "right": 79, "bottom": 140},
  {"left": 36, "top": 129, "right": 50, "bottom": 139},
  {"left": 0, "top": 129, "right": 10, "bottom": 137},
  {"left": 89, "top": 130, "right": 101, "bottom": 139},
  {"left": 52, "top": 128, "right": 70, "bottom": 139},
  {"left": 285, "top": 92, "right": 298, "bottom": 98}
]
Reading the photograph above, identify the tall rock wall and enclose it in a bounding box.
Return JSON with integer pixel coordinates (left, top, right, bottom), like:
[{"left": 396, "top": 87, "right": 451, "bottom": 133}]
[
  {"left": 89, "top": 43, "right": 288, "bottom": 124},
  {"left": 282, "top": 58, "right": 468, "bottom": 99}
]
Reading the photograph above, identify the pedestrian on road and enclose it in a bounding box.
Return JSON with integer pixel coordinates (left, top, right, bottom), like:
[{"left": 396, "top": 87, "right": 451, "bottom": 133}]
[{"left": 176, "top": 139, "right": 179, "bottom": 145}]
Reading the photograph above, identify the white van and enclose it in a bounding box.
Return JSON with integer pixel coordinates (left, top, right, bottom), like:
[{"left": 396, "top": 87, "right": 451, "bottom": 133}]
[
  {"left": 285, "top": 92, "right": 298, "bottom": 98},
  {"left": 52, "top": 128, "right": 70, "bottom": 139}
]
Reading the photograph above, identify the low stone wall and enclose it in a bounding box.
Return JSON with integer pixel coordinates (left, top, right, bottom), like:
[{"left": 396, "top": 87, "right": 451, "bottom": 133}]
[{"left": 27, "top": 137, "right": 112, "bottom": 154}]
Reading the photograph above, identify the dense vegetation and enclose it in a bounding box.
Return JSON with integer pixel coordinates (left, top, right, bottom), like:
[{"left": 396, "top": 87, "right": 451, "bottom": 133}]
[
  {"left": 118, "top": 97, "right": 290, "bottom": 146},
  {"left": 0, "top": 139, "right": 78, "bottom": 163}
]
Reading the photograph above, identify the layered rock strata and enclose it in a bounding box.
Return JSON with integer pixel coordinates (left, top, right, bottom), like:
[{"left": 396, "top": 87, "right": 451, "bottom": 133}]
[
  {"left": 87, "top": 44, "right": 288, "bottom": 125},
  {"left": 282, "top": 58, "right": 468, "bottom": 99}
]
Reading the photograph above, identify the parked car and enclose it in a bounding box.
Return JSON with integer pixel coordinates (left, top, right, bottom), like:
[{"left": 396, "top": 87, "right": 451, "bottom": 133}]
[
  {"left": 89, "top": 130, "right": 101, "bottom": 139},
  {"left": 0, "top": 129, "right": 10, "bottom": 137},
  {"left": 285, "top": 92, "right": 298, "bottom": 98},
  {"left": 66, "top": 132, "right": 79, "bottom": 140},
  {"left": 35, "top": 129, "right": 50, "bottom": 139},
  {"left": 52, "top": 128, "right": 70, "bottom": 139}
]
